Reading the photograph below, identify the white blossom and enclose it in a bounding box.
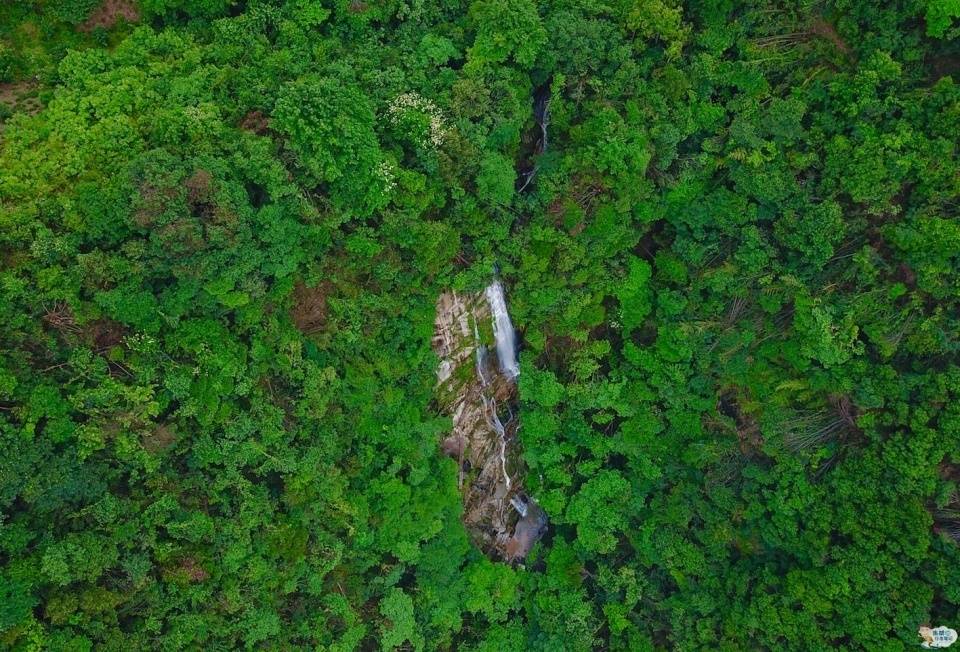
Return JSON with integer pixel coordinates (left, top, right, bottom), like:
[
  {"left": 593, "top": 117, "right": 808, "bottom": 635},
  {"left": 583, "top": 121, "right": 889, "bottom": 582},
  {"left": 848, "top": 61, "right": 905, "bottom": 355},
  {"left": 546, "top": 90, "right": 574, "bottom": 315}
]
[
  {"left": 376, "top": 160, "right": 397, "bottom": 194},
  {"left": 386, "top": 92, "right": 448, "bottom": 149}
]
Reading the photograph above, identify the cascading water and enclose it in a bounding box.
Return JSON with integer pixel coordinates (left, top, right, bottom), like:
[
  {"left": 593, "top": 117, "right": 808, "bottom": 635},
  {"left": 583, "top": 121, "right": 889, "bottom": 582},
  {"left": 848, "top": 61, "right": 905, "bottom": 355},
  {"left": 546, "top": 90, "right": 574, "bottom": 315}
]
[
  {"left": 484, "top": 281, "right": 520, "bottom": 380},
  {"left": 475, "top": 333, "right": 512, "bottom": 493}
]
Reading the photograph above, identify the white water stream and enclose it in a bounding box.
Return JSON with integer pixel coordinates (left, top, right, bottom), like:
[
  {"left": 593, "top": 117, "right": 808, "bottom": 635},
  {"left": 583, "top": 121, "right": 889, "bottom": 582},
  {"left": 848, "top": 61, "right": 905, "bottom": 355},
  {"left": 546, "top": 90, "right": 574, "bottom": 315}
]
[{"left": 485, "top": 281, "right": 520, "bottom": 380}]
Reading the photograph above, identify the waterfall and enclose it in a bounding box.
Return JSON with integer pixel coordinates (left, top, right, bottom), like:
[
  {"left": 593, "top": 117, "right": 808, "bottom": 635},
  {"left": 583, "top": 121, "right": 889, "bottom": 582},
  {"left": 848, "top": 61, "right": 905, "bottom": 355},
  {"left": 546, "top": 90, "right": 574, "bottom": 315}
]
[
  {"left": 485, "top": 281, "right": 520, "bottom": 380},
  {"left": 434, "top": 281, "right": 548, "bottom": 561}
]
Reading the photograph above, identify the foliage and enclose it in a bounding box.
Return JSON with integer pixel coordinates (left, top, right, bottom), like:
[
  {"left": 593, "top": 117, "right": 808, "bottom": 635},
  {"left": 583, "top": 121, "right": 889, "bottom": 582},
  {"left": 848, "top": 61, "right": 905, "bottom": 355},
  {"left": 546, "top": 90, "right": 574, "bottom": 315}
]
[{"left": 1, "top": 0, "right": 960, "bottom": 650}]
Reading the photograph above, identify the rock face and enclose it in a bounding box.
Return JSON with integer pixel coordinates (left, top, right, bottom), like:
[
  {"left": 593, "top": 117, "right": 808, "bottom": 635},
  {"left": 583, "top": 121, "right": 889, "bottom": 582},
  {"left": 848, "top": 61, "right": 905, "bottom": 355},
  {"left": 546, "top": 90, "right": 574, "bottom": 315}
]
[{"left": 433, "top": 287, "right": 547, "bottom": 561}]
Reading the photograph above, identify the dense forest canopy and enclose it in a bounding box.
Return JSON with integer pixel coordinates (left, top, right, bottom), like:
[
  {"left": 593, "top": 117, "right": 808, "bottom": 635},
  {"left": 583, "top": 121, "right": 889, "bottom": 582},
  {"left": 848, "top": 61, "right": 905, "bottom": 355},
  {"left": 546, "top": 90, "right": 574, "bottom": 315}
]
[{"left": 2, "top": 0, "right": 960, "bottom": 649}]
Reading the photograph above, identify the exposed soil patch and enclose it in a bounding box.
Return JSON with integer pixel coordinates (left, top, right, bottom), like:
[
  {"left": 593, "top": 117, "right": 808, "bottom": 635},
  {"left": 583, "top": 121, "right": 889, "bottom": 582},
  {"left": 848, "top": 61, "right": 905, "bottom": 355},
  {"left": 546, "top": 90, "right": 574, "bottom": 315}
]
[
  {"left": 239, "top": 110, "right": 271, "bottom": 135},
  {"left": 84, "top": 318, "right": 126, "bottom": 353},
  {"left": 141, "top": 423, "right": 177, "bottom": 454},
  {"left": 0, "top": 82, "right": 42, "bottom": 119},
  {"left": 809, "top": 18, "right": 851, "bottom": 55},
  {"left": 79, "top": 0, "right": 140, "bottom": 32},
  {"left": 0, "top": 81, "right": 33, "bottom": 105},
  {"left": 162, "top": 556, "right": 209, "bottom": 584},
  {"left": 291, "top": 281, "right": 331, "bottom": 335},
  {"left": 938, "top": 461, "right": 960, "bottom": 484}
]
